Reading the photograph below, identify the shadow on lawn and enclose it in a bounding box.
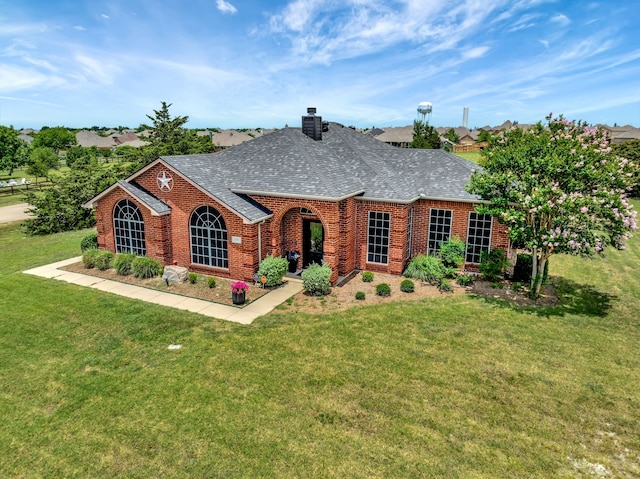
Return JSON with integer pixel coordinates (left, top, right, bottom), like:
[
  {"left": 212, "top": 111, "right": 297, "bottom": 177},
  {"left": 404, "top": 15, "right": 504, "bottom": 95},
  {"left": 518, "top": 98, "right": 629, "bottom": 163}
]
[{"left": 472, "top": 276, "right": 616, "bottom": 318}]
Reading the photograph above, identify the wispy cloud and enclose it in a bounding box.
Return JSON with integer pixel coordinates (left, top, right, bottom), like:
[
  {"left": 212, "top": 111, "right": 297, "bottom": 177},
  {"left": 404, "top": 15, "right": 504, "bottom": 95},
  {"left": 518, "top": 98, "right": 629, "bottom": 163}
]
[
  {"left": 550, "top": 13, "right": 570, "bottom": 26},
  {"left": 216, "top": 0, "right": 237, "bottom": 15}
]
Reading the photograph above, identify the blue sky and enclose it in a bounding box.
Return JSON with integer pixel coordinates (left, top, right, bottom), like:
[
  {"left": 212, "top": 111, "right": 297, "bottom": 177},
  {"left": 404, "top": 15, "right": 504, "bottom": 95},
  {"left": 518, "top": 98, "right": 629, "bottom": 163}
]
[{"left": 1, "top": 0, "right": 639, "bottom": 130}]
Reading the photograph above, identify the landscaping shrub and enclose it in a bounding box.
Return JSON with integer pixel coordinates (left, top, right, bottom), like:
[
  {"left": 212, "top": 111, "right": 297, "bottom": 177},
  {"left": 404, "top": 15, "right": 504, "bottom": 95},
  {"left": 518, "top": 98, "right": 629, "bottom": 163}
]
[
  {"left": 301, "top": 263, "right": 332, "bottom": 296},
  {"left": 80, "top": 232, "right": 98, "bottom": 252},
  {"left": 355, "top": 291, "right": 365, "bottom": 300},
  {"left": 257, "top": 255, "right": 288, "bottom": 287},
  {"left": 82, "top": 248, "right": 101, "bottom": 269},
  {"left": 456, "top": 273, "right": 474, "bottom": 287},
  {"left": 93, "top": 250, "right": 114, "bottom": 271},
  {"left": 479, "top": 248, "right": 509, "bottom": 282},
  {"left": 512, "top": 253, "right": 532, "bottom": 282},
  {"left": 131, "top": 256, "right": 163, "bottom": 279},
  {"left": 403, "top": 254, "right": 446, "bottom": 284},
  {"left": 437, "top": 278, "right": 453, "bottom": 293},
  {"left": 113, "top": 253, "right": 136, "bottom": 276},
  {"left": 400, "top": 279, "right": 415, "bottom": 293},
  {"left": 188, "top": 272, "right": 198, "bottom": 284},
  {"left": 438, "top": 237, "right": 465, "bottom": 268},
  {"left": 207, "top": 277, "right": 216, "bottom": 288},
  {"left": 376, "top": 283, "right": 391, "bottom": 297},
  {"left": 362, "top": 271, "right": 374, "bottom": 282}
]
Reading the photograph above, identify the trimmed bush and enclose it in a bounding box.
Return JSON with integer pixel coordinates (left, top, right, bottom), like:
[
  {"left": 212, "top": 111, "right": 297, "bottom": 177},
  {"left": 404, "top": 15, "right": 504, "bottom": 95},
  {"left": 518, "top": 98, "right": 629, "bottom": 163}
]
[
  {"left": 456, "top": 273, "right": 474, "bottom": 287},
  {"left": 513, "top": 253, "right": 532, "bottom": 283},
  {"left": 361, "top": 271, "right": 374, "bottom": 282},
  {"left": 400, "top": 279, "right": 415, "bottom": 293},
  {"left": 82, "top": 248, "right": 101, "bottom": 269},
  {"left": 188, "top": 272, "right": 198, "bottom": 284},
  {"left": 207, "top": 277, "right": 217, "bottom": 288},
  {"left": 438, "top": 236, "right": 465, "bottom": 269},
  {"left": 376, "top": 283, "right": 391, "bottom": 297},
  {"left": 403, "top": 254, "right": 446, "bottom": 284},
  {"left": 257, "top": 255, "right": 288, "bottom": 287},
  {"left": 479, "top": 248, "right": 509, "bottom": 282},
  {"left": 93, "top": 250, "right": 114, "bottom": 271},
  {"left": 131, "top": 256, "right": 163, "bottom": 279},
  {"left": 355, "top": 291, "right": 365, "bottom": 300},
  {"left": 437, "top": 278, "right": 453, "bottom": 293},
  {"left": 113, "top": 253, "right": 136, "bottom": 276},
  {"left": 80, "top": 233, "right": 98, "bottom": 252},
  {"left": 301, "top": 263, "right": 332, "bottom": 296}
]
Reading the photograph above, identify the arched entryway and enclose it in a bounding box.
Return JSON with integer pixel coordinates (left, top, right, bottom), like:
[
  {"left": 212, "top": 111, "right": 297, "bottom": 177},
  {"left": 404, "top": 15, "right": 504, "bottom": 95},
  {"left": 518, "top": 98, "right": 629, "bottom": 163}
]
[{"left": 280, "top": 207, "right": 325, "bottom": 273}]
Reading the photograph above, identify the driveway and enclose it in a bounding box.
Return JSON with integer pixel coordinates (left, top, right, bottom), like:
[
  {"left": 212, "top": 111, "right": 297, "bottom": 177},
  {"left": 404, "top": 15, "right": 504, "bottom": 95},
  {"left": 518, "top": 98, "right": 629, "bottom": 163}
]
[{"left": 0, "top": 203, "right": 31, "bottom": 224}]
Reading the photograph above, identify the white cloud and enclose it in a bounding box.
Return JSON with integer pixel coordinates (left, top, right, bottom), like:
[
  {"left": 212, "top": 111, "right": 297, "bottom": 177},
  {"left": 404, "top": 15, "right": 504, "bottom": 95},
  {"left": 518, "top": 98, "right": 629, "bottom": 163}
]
[
  {"left": 74, "top": 25, "right": 87, "bottom": 31},
  {"left": 216, "top": 0, "right": 237, "bottom": 15},
  {"left": 101, "top": 14, "right": 110, "bottom": 19},
  {"left": 551, "top": 13, "right": 570, "bottom": 26}
]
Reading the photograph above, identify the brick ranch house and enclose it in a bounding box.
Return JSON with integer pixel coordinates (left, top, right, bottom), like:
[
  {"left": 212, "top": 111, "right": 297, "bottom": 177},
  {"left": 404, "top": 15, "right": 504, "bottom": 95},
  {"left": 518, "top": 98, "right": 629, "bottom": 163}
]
[{"left": 84, "top": 108, "right": 509, "bottom": 284}]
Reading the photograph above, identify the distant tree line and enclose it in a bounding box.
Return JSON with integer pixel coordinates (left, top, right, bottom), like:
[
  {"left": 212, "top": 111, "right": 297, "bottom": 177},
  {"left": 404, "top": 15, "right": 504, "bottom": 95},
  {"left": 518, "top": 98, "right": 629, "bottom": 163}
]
[{"left": 1, "top": 102, "right": 219, "bottom": 235}]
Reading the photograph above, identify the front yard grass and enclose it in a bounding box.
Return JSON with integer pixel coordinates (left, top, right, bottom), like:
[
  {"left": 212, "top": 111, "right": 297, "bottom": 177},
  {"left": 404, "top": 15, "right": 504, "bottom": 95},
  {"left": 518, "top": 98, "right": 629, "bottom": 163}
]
[{"left": 1, "top": 212, "right": 639, "bottom": 478}]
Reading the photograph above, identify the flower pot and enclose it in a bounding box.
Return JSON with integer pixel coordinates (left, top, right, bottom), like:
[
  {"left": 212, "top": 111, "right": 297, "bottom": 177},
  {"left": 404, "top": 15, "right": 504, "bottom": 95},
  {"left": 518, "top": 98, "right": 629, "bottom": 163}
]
[
  {"left": 288, "top": 258, "right": 298, "bottom": 273},
  {"left": 232, "top": 291, "right": 246, "bottom": 305}
]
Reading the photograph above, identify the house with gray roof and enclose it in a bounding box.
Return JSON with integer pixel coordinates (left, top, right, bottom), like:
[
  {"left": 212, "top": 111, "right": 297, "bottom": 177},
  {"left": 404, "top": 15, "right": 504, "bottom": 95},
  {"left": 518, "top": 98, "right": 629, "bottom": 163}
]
[{"left": 85, "top": 108, "right": 509, "bottom": 284}]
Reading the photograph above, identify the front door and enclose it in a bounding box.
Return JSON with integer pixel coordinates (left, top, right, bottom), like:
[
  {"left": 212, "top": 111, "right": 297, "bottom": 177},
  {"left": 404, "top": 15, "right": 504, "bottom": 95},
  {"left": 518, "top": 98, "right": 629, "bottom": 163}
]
[{"left": 303, "top": 220, "right": 324, "bottom": 267}]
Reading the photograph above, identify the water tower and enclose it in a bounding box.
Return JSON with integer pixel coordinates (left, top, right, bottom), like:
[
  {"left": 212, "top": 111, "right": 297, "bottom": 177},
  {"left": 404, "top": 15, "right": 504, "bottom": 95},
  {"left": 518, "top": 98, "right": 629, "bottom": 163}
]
[{"left": 417, "top": 101, "right": 432, "bottom": 125}]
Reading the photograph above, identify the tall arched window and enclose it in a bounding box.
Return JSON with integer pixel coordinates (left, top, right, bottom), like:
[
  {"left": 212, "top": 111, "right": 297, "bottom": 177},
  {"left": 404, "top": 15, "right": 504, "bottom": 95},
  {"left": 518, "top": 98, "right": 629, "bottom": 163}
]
[
  {"left": 113, "top": 199, "right": 146, "bottom": 255},
  {"left": 190, "top": 206, "right": 228, "bottom": 268}
]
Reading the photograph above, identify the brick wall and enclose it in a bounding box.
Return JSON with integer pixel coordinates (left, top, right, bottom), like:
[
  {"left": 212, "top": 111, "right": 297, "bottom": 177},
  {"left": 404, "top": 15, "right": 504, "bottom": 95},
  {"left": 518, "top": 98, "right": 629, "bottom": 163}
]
[{"left": 94, "top": 163, "right": 509, "bottom": 284}]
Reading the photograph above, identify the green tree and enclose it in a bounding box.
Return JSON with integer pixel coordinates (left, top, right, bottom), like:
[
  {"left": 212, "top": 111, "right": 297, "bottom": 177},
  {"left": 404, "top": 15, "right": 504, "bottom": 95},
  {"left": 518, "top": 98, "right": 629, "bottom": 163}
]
[
  {"left": 410, "top": 120, "right": 441, "bottom": 149},
  {"left": 476, "top": 129, "right": 493, "bottom": 143},
  {"left": 611, "top": 139, "right": 640, "bottom": 197},
  {"left": 32, "top": 127, "right": 76, "bottom": 153},
  {"left": 23, "top": 161, "right": 137, "bottom": 235},
  {"left": 466, "top": 115, "right": 637, "bottom": 297},
  {"left": 0, "top": 125, "right": 27, "bottom": 174},
  {"left": 444, "top": 128, "right": 460, "bottom": 144},
  {"left": 65, "top": 146, "right": 98, "bottom": 169},
  {"left": 27, "top": 146, "right": 59, "bottom": 183}
]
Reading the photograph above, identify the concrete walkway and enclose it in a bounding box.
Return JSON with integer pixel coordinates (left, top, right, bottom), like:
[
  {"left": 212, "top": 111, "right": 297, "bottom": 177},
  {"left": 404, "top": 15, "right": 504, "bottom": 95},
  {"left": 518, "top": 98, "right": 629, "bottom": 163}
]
[
  {"left": 0, "top": 203, "right": 31, "bottom": 224},
  {"left": 24, "top": 257, "right": 304, "bottom": 325}
]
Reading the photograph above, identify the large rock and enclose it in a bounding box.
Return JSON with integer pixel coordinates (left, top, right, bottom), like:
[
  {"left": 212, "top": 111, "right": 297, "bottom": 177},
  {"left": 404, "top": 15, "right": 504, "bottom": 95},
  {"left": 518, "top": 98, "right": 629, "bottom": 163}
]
[{"left": 162, "top": 265, "right": 188, "bottom": 285}]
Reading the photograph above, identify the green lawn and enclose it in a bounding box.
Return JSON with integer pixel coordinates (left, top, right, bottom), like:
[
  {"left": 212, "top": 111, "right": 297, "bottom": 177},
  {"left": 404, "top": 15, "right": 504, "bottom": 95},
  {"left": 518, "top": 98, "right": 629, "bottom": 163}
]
[
  {"left": 1, "top": 212, "right": 639, "bottom": 478},
  {"left": 454, "top": 151, "right": 483, "bottom": 164}
]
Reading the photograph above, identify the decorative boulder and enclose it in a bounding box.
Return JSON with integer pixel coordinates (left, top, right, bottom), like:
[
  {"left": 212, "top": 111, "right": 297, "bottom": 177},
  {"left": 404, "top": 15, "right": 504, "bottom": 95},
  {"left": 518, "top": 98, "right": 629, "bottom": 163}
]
[{"left": 162, "top": 265, "right": 188, "bottom": 285}]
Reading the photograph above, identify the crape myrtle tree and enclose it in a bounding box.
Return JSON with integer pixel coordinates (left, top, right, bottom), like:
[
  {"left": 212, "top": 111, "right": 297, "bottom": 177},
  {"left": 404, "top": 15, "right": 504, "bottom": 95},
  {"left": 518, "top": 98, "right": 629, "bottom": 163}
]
[{"left": 466, "top": 114, "right": 637, "bottom": 297}]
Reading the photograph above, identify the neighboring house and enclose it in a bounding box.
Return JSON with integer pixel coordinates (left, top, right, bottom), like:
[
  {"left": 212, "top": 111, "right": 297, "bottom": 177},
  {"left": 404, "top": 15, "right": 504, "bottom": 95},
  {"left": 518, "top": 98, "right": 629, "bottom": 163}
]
[
  {"left": 373, "top": 125, "right": 414, "bottom": 148},
  {"left": 610, "top": 127, "right": 640, "bottom": 144},
  {"left": 76, "top": 130, "right": 118, "bottom": 149},
  {"left": 211, "top": 129, "right": 255, "bottom": 148},
  {"left": 84, "top": 108, "right": 510, "bottom": 284}
]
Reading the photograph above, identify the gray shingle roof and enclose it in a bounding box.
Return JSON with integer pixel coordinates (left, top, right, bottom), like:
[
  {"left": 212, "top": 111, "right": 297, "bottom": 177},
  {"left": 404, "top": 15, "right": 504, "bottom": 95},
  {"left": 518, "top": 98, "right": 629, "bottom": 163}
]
[
  {"left": 152, "top": 123, "right": 480, "bottom": 222},
  {"left": 117, "top": 180, "right": 172, "bottom": 215}
]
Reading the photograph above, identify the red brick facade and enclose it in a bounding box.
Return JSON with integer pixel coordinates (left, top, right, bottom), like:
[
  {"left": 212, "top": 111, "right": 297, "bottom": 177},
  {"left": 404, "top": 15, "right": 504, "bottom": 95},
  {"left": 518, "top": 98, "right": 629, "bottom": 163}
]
[{"left": 93, "top": 164, "right": 510, "bottom": 284}]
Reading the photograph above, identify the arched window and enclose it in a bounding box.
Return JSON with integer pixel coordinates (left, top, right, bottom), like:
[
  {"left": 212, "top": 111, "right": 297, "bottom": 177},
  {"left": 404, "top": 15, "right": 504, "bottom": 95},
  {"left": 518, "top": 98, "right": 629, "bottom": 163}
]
[
  {"left": 113, "top": 199, "right": 146, "bottom": 255},
  {"left": 190, "top": 206, "right": 228, "bottom": 268}
]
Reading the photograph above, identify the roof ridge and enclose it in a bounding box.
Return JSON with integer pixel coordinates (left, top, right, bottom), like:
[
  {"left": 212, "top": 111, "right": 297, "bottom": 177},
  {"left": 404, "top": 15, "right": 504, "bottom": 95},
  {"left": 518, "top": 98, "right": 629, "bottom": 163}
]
[{"left": 329, "top": 124, "right": 408, "bottom": 200}]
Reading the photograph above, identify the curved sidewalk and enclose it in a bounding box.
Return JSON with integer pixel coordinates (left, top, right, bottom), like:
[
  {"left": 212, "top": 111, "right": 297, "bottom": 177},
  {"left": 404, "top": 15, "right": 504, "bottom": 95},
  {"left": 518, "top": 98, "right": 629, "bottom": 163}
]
[{"left": 24, "top": 257, "right": 303, "bottom": 325}]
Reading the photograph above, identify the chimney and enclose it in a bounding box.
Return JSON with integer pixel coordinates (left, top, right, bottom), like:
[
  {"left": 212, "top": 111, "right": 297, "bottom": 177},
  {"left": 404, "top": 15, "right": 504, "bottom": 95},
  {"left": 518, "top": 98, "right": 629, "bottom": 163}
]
[
  {"left": 302, "top": 107, "right": 322, "bottom": 140},
  {"left": 462, "top": 107, "right": 469, "bottom": 129}
]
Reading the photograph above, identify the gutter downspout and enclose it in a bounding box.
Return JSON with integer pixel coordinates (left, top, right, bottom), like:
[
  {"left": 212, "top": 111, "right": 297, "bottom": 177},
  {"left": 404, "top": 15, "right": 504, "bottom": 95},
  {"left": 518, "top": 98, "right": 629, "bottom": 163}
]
[{"left": 258, "top": 220, "right": 264, "bottom": 264}]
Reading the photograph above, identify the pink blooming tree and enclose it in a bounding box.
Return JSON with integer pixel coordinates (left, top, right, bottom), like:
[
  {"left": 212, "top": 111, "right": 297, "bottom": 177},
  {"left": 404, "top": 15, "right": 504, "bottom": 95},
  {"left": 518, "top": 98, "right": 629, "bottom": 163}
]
[{"left": 466, "top": 114, "right": 637, "bottom": 297}]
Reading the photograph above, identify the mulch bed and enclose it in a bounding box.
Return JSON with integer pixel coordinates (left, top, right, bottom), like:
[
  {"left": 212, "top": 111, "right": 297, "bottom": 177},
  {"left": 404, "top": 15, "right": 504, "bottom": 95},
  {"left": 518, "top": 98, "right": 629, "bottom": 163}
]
[{"left": 61, "top": 261, "right": 269, "bottom": 307}]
